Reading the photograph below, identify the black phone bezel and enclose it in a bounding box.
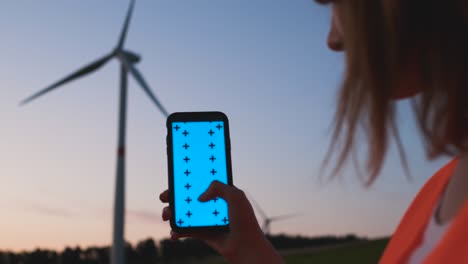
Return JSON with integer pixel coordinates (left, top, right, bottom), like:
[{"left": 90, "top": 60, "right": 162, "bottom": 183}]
[{"left": 166, "top": 111, "right": 233, "bottom": 233}]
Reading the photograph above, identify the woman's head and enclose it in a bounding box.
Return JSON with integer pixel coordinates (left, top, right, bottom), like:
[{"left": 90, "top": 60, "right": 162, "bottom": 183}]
[{"left": 319, "top": 0, "right": 468, "bottom": 184}]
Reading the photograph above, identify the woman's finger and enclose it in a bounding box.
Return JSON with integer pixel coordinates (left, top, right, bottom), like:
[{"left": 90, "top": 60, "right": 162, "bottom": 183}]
[
  {"left": 162, "top": 206, "right": 171, "bottom": 221},
  {"left": 159, "top": 190, "right": 169, "bottom": 203},
  {"left": 198, "top": 180, "right": 236, "bottom": 203}
]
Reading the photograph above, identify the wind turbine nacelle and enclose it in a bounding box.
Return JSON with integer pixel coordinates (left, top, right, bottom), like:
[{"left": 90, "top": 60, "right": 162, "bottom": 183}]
[{"left": 122, "top": 50, "right": 141, "bottom": 63}]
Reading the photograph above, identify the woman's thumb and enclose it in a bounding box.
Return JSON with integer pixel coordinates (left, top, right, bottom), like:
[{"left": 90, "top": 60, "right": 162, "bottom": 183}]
[{"left": 198, "top": 180, "right": 231, "bottom": 202}]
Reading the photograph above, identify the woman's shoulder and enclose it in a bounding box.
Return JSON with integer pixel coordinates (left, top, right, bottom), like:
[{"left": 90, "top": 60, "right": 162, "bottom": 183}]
[
  {"left": 379, "top": 159, "right": 458, "bottom": 264},
  {"left": 409, "top": 159, "right": 458, "bottom": 212}
]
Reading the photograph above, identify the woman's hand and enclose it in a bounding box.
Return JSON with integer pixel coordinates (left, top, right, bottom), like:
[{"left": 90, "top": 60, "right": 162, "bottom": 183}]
[{"left": 159, "top": 181, "right": 284, "bottom": 264}]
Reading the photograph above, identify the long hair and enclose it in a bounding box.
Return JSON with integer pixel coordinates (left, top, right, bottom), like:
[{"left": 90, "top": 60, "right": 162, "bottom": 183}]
[{"left": 322, "top": 0, "right": 468, "bottom": 185}]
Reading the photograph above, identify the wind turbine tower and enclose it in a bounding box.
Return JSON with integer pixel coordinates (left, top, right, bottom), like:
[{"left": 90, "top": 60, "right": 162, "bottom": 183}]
[{"left": 20, "top": 1, "right": 168, "bottom": 264}]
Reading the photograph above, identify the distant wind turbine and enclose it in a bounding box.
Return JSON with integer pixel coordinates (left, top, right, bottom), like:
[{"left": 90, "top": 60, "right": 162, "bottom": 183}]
[
  {"left": 250, "top": 196, "right": 299, "bottom": 236},
  {"left": 20, "top": 1, "right": 168, "bottom": 264}
]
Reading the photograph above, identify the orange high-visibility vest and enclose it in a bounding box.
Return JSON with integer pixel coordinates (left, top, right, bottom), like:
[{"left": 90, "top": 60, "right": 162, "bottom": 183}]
[{"left": 380, "top": 159, "right": 468, "bottom": 263}]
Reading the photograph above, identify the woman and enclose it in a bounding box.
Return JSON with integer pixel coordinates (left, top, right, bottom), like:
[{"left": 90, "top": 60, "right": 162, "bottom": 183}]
[{"left": 160, "top": 1, "right": 468, "bottom": 263}]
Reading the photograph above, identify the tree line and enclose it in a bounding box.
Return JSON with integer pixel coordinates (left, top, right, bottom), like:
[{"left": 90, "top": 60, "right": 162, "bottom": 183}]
[{"left": 0, "top": 234, "right": 362, "bottom": 264}]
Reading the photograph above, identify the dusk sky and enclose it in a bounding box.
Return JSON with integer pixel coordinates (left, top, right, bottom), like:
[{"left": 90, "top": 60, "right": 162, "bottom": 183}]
[{"left": 0, "top": 0, "right": 449, "bottom": 251}]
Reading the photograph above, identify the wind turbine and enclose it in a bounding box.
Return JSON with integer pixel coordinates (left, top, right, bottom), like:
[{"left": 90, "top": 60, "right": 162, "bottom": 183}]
[
  {"left": 20, "top": 1, "right": 168, "bottom": 264},
  {"left": 250, "top": 197, "right": 299, "bottom": 236}
]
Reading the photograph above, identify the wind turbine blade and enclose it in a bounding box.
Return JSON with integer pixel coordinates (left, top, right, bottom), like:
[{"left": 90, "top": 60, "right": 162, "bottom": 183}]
[
  {"left": 248, "top": 195, "right": 268, "bottom": 220},
  {"left": 121, "top": 57, "right": 169, "bottom": 117},
  {"left": 270, "top": 213, "right": 300, "bottom": 222},
  {"left": 117, "top": 0, "right": 135, "bottom": 50},
  {"left": 20, "top": 54, "right": 113, "bottom": 105}
]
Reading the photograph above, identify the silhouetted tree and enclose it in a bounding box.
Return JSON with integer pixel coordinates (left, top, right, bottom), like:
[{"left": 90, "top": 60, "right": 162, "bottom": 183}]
[
  {"left": 159, "top": 239, "right": 180, "bottom": 262},
  {"left": 0, "top": 234, "right": 368, "bottom": 264},
  {"left": 125, "top": 242, "right": 138, "bottom": 264},
  {"left": 135, "top": 238, "right": 158, "bottom": 263},
  {"left": 344, "top": 234, "right": 359, "bottom": 242},
  {"left": 267, "top": 234, "right": 362, "bottom": 250},
  {"left": 24, "top": 249, "right": 58, "bottom": 264},
  {"left": 5, "top": 252, "right": 19, "bottom": 264},
  {"left": 7, "top": 252, "right": 24, "bottom": 264},
  {"left": 60, "top": 247, "right": 81, "bottom": 264},
  {"left": 96, "top": 247, "right": 110, "bottom": 264},
  {"left": 82, "top": 246, "right": 109, "bottom": 264},
  {"left": 81, "top": 247, "right": 97, "bottom": 264},
  {"left": 182, "top": 238, "right": 216, "bottom": 259},
  {"left": 160, "top": 238, "right": 217, "bottom": 261}
]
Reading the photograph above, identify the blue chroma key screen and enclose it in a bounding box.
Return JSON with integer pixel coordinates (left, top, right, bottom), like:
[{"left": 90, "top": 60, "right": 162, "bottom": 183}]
[{"left": 172, "top": 121, "right": 229, "bottom": 228}]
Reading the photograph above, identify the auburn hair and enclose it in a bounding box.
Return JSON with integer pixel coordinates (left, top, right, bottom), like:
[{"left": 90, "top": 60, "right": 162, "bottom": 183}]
[{"left": 321, "top": 0, "right": 468, "bottom": 185}]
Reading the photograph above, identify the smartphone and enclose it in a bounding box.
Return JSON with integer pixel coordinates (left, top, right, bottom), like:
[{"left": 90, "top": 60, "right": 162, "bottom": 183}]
[{"left": 166, "top": 111, "right": 233, "bottom": 233}]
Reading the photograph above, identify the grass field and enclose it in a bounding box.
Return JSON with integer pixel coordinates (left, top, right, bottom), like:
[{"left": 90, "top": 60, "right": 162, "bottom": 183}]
[
  {"left": 180, "top": 238, "right": 390, "bottom": 264},
  {"left": 282, "top": 238, "right": 389, "bottom": 264}
]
